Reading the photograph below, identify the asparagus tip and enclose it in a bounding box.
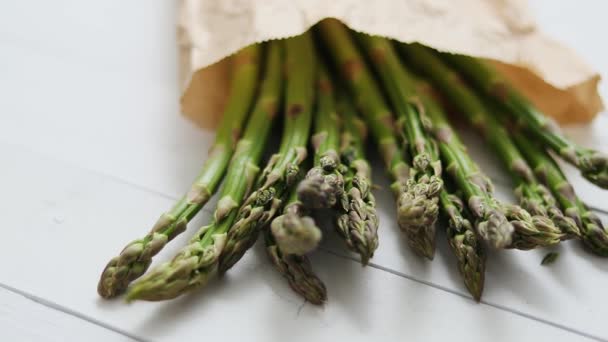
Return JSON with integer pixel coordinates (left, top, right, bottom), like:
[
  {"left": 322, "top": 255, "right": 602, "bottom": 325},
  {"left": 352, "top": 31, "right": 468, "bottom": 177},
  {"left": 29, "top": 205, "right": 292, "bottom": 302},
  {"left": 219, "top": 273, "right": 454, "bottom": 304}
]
[
  {"left": 124, "top": 263, "right": 188, "bottom": 302},
  {"left": 270, "top": 211, "right": 322, "bottom": 256},
  {"left": 465, "top": 266, "right": 484, "bottom": 302},
  {"left": 579, "top": 151, "right": 608, "bottom": 189},
  {"left": 475, "top": 208, "right": 514, "bottom": 249},
  {"left": 505, "top": 205, "right": 564, "bottom": 250},
  {"left": 548, "top": 208, "right": 581, "bottom": 239},
  {"left": 126, "top": 231, "right": 226, "bottom": 301},
  {"left": 98, "top": 258, "right": 126, "bottom": 299},
  {"left": 218, "top": 197, "right": 274, "bottom": 274},
  {"left": 297, "top": 166, "right": 344, "bottom": 209},
  {"left": 267, "top": 245, "right": 327, "bottom": 305},
  {"left": 580, "top": 213, "right": 608, "bottom": 256},
  {"left": 395, "top": 178, "right": 441, "bottom": 258},
  {"left": 444, "top": 194, "right": 486, "bottom": 301},
  {"left": 337, "top": 211, "right": 380, "bottom": 264},
  {"left": 97, "top": 235, "right": 167, "bottom": 298},
  {"left": 337, "top": 179, "right": 380, "bottom": 264}
]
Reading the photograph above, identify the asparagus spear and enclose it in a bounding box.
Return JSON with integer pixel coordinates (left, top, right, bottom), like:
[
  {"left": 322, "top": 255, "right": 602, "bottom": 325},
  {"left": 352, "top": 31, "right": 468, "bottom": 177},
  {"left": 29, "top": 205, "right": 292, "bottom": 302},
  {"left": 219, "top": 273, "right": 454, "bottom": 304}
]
[
  {"left": 297, "top": 60, "right": 379, "bottom": 263},
  {"left": 355, "top": 46, "right": 485, "bottom": 285},
  {"left": 316, "top": 20, "right": 423, "bottom": 259},
  {"left": 297, "top": 63, "right": 345, "bottom": 210},
  {"left": 315, "top": 19, "right": 406, "bottom": 186},
  {"left": 335, "top": 92, "right": 380, "bottom": 264},
  {"left": 270, "top": 190, "right": 322, "bottom": 256},
  {"left": 412, "top": 44, "right": 570, "bottom": 248},
  {"left": 400, "top": 43, "right": 576, "bottom": 249},
  {"left": 480, "top": 101, "right": 581, "bottom": 241},
  {"left": 440, "top": 190, "right": 485, "bottom": 301},
  {"left": 441, "top": 53, "right": 608, "bottom": 189},
  {"left": 513, "top": 132, "right": 608, "bottom": 256},
  {"left": 97, "top": 44, "right": 262, "bottom": 298},
  {"left": 218, "top": 33, "right": 316, "bottom": 274},
  {"left": 265, "top": 229, "right": 327, "bottom": 305},
  {"left": 408, "top": 79, "right": 514, "bottom": 248},
  {"left": 125, "top": 41, "right": 283, "bottom": 301},
  {"left": 357, "top": 34, "right": 442, "bottom": 259},
  {"left": 266, "top": 189, "right": 326, "bottom": 304}
]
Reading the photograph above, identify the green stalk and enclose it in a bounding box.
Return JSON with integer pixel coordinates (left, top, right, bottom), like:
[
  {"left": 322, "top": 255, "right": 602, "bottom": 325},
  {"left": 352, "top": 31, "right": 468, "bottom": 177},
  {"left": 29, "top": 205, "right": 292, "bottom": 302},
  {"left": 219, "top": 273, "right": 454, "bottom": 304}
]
[
  {"left": 482, "top": 101, "right": 581, "bottom": 242},
  {"left": 317, "top": 20, "right": 424, "bottom": 260},
  {"left": 513, "top": 132, "right": 608, "bottom": 256},
  {"left": 415, "top": 56, "right": 565, "bottom": 248},
  {"left": 442, "top": 53, "right": 608, "bottom": 189},
  {"left": 218, "top": 33, "right": 316, "bottom": 274},
  {"left": 399, "top": 43, "right": 573, "bottom": 249},
  {"left": 97, "top": 44, "right": 262, "bottom": 298},
  {"left": 125, "top": 41, "right": 283, "bottom": 301},
  {"left": 439, "top": 190, "right": 485, "bottom": 301},
  {"left": 408, "top": 76, "right": 514, "bottom": 248},
  {"left": 357, "top": 34, "right": 442, "bottom": 259},
  {"left": 315, "top": 19, "right": 406, "bottom": 183},
  {"left": 335, "top": 91, "right": 379, "bottom": 264},
  {"left": 297, "top": 63, "right": 344, "bottom": 209}
]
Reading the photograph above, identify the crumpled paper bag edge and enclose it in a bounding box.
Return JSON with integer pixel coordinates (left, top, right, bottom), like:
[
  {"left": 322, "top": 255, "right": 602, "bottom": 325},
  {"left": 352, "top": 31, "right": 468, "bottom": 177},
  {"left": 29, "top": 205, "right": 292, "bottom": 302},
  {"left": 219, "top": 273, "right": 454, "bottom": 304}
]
[{"left": 178, "top": 14, "right": 604, "bottom": 131}]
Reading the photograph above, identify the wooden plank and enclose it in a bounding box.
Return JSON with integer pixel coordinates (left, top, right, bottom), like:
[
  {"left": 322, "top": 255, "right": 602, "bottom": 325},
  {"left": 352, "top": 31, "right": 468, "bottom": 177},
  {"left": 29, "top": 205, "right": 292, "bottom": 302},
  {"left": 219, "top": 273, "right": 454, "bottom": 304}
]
[{"left": 0, "top": 286, "right": 137, "bottom": 342}]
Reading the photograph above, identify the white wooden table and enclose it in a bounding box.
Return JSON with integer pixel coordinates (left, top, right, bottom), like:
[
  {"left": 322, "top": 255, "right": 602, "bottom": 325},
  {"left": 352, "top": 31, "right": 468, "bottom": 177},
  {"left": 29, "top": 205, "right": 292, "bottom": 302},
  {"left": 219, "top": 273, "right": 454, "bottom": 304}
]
[{"left": 1, "top": 1, "right": 607, "bottom": 341}]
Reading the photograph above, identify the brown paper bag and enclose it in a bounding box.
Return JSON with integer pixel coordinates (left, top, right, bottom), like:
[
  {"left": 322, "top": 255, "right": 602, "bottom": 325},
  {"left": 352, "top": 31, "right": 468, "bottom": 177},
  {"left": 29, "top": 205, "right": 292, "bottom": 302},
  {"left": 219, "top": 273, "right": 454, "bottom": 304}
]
[{"left": 178, "top": 0, "right": 603, "bottom": 130}]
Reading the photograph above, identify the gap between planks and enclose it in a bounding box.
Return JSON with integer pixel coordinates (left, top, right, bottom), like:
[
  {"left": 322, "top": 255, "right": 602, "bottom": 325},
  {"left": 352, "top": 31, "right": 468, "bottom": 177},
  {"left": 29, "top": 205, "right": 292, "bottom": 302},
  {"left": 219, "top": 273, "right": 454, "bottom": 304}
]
[
  {"left": 321, "top": 248, "right": 607, "bottom": 342},
  {"left": 0, "top": 282, "right": 149, "bottom": 342}
]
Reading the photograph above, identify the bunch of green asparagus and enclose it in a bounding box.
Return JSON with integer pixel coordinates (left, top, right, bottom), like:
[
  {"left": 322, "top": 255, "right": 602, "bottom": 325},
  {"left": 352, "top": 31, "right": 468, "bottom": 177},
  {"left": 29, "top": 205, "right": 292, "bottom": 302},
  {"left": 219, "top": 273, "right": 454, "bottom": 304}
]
[{"left": 98, "top": 19, "right": 608, "bottom": 304}]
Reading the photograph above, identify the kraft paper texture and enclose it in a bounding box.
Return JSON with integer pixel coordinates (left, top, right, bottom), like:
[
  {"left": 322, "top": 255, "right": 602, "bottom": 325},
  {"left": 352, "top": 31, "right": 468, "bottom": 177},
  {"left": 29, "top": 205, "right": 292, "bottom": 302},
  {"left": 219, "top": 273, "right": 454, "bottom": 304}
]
[{"left": 178, "top": 0, "right": 603, "bottom": 130}]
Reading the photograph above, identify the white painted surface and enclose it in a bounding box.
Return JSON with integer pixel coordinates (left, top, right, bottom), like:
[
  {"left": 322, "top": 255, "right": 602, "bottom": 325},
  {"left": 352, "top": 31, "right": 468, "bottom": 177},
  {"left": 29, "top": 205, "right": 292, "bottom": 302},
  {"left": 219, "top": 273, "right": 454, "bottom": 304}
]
[
  {"left": 0, "top": 1, "right": 606, "bottom": 341},
  {"left": 0, "top": 286, "right": 134, "bottom": 342}
]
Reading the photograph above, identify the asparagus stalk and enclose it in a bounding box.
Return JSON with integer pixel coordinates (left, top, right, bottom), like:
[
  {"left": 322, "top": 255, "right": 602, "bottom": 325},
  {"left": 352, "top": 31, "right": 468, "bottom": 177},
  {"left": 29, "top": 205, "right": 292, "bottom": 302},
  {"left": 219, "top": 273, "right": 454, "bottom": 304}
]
[
  {"left": 298, "top": 60, "right": 379, "bottom": 263},
  {"left": 265, "top": 229, "right": 327, "bottom": 305},
  {"left": 422, "top": 68, "right": 566, "bottom": 248},
  {"left": 417, "top": 45, "right": 570, "bottom": 248},
  {"left": 335, "top": 92, "right": 380, "bottom": 264},
  {"left": 409, "top": 81, "right": 514, "bottom": 248},
  {"left": 97, "top": 44, "right": 262, "bottom": 298},
  {"left": 440, "top": 190, "right": 485, "bottom": 301},
  {"left": 125, "top": 41, "right": 283, "bottom": 301},
  {"left": 513, "top": 132, "right": 608, "bottom": 256},
  {"left": 297, "top": 63, "right": 345, "bottom": 210},
  {"left": 217, "top": 33, "right": 316, "bottom": 274},
  {"left": 316, "top": 20, "right": 423, "bottom": 260},
  {"left": 315, "top": 19, "right": 407, "bottom": 186},
  {"left": 400, "top": 43, "right": 575, "bottom": 249},
  {"left": 357, "top": 34, "right": 442, "bottom": 259},
  {"left": 441, "top": 53, "right": 608, "bottom": 189},
  {"left": 480, "top": 101, "right": 581, "bottom": 242},
  {"left": 266, "top": 189, "right": 326, "bottom": 304},
  {"left": 351, "top": 44, "right": 485, "bottom": 283},
  {"left": 270, "top": 190, "right": 322, "bottom": 256}
]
